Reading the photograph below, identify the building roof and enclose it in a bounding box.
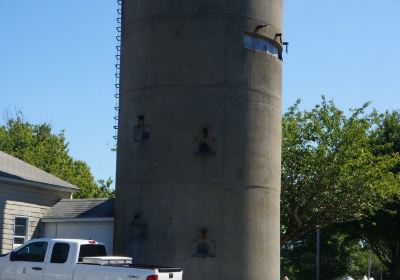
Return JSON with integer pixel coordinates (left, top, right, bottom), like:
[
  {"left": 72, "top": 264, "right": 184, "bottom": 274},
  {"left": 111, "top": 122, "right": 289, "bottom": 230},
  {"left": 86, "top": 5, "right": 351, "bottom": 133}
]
[
  {"left": 0, "top": 151, "right": 79, "bottom": 192},
  {"left": 42, "top": 198, "right": 114, "bottom": 220}
]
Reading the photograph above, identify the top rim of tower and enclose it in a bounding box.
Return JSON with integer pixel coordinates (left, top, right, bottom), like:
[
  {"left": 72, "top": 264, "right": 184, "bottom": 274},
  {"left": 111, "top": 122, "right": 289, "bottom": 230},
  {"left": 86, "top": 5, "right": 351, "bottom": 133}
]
[{"left": 121, "top": 0, "right": 283, "bottom": 31}]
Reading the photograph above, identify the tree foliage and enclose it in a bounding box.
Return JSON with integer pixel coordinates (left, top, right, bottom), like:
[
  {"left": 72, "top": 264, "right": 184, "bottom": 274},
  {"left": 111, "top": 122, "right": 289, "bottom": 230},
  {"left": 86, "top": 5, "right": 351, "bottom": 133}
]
[
  {"left": 281, "top": 226, "right": 378, "bottom": 280},
  {"left": 350, "top": 201, "right": 400, "bottom": 280},
  {"left": 282, "top": 225, "right": 386, "bottom": 280},
  {"left": 281, "top": 98, "right": 400, "bottom": 245},
  {"left": 347, "top": 111, "right": 400, "bottom": 280},
  {"left": 0, "top": 114, "right": 114, "bottom": 198}
]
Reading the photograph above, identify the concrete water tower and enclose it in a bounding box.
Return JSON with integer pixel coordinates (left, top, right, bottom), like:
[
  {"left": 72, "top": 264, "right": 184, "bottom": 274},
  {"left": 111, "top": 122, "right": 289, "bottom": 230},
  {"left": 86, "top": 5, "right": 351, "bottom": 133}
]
[{"left": 114, "top": 0, "right": 283, "bottom": 279}]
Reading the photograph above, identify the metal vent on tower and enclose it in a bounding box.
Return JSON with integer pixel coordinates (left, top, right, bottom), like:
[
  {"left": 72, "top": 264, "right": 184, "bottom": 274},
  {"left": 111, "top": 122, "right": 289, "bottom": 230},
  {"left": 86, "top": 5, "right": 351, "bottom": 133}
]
[
  {"left": 193, "top": 127, "right": 216, "bottom": 155},
  {"left": 133, "top": 115, "right": 150, "bottom": 143}
]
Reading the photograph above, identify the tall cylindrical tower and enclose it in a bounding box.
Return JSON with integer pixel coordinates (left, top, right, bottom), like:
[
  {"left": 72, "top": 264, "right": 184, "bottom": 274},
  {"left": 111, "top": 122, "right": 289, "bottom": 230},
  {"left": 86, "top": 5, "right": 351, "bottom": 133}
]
[{"left": 114, "top": 0, "right": 283, "bottom": 279}]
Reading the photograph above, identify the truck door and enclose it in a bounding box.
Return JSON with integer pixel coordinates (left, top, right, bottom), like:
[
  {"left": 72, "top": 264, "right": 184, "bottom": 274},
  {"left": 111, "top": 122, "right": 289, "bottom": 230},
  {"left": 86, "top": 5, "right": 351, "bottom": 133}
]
[
  {"left": 9, "top": 241, "right": 48, "bottom": 280},
  {"left": 44, "top": 242, "right": 73, "bottom": 280},
  {"left": 0, "top": 254, "right": 19, "bottom": 280}
]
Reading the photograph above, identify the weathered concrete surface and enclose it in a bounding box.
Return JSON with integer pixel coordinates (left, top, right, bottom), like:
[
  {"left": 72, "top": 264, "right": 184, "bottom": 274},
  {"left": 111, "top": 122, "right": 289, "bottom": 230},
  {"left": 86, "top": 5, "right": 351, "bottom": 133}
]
[{"left": 114, "top": 0, "right": 283, "bottom": 279}]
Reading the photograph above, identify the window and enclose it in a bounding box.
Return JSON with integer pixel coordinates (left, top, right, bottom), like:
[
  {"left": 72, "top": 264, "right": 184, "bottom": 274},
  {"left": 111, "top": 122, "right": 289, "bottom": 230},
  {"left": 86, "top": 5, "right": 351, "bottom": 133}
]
[
  {"left": 243, "top": 34, "right": 280, "bottom": 59},
  {"left": 13, "top": 217, "right": 29, "bottom": 248},
  {"left": 78, "top": 244, "right": 107, "bottom": 262},
  {"left": 51, "top": 243, "right": 70, "bottom": 264},
  {"left": 12, "top": 241, "right": 48, "bottom": 262}
]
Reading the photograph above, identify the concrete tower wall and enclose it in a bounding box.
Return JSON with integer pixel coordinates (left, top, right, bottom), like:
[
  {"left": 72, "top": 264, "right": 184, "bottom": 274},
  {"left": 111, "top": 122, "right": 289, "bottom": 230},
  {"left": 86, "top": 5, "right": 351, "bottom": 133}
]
[{"left": 114, "top": 0, "right": 283, "bottom": 279}]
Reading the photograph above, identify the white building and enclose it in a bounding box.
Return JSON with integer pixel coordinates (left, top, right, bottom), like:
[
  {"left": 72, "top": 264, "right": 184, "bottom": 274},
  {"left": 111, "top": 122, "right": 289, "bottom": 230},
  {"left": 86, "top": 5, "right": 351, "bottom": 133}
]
[
  {"left": 42, "top": 198, "right": 114, "bottom": 254},
  {"left": 0, "top": 151, "right": 114, "bottom": 254}
]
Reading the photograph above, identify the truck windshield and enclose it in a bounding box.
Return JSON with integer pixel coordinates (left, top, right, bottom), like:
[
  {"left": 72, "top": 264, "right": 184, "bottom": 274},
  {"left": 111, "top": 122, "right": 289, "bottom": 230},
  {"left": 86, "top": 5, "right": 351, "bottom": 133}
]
[{"left": 78, "top": 245, "right": 107, "bottom": 262}]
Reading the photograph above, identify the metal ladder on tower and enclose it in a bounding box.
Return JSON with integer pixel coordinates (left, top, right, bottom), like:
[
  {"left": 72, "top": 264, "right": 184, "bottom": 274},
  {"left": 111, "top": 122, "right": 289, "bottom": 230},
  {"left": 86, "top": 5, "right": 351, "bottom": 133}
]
[{"left": 113, "top": 0, "right": 122, "bottom": 142}]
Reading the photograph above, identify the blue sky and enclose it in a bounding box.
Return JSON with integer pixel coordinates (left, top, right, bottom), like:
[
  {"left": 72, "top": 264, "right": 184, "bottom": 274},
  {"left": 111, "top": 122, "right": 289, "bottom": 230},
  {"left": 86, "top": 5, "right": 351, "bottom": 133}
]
[
  {"left": 1, "top": 0, "right": 400, "bottom": 185},
  {"left": 284, "top": 0, "right": 400, "bottom": 111}
]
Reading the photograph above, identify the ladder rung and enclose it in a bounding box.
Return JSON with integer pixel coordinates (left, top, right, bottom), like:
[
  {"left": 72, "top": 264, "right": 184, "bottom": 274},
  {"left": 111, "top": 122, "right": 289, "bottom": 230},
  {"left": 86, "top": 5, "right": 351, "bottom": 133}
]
[{"left": 114, "top": 0, "right": 123, "bottom": 143}]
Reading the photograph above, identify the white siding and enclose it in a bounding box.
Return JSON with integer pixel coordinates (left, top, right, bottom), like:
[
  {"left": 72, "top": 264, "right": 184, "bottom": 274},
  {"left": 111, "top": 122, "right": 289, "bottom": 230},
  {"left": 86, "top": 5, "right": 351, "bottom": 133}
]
[
  {"left": 0, "top": 182, "right": 71, "bottom": 253},
  {"left": 43, "top": 221, "right": 114, "bottom": 254}
]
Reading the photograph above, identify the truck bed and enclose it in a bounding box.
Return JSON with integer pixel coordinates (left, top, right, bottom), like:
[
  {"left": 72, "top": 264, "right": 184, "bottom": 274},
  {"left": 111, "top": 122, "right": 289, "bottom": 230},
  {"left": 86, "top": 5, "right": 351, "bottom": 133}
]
[{"left": 78, "top": 262, "right": 183, "bottom": 272}]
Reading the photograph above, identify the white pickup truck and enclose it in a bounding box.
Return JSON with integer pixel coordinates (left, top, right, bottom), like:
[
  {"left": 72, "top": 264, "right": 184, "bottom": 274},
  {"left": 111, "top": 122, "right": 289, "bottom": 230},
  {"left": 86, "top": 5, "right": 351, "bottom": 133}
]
[{"left": 0, "top": 238, "right": 183, "bottom": 280}]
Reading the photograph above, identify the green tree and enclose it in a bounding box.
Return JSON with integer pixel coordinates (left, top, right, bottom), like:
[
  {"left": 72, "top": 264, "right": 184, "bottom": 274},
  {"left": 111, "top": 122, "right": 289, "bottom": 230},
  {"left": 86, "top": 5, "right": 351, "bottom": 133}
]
[
  {"left": 348, "top": 202, "right": 400, "bottom": 280},
  {"left": 0, "top": 114, "right": 114, "bottom": 198},
  {"left": 347, "top": 111, "right": 400, "bottom": 280},
  {"left": 282, "top": 227, "right": 362, "bottom": 280},
  {"left": 282, "top": 225, "right": 386, "bottom": 280},
  {"left": 372, "top": 111, "right": 400, "bottom": 170},
  {"left": 97, "top": 177, "right": 115, "bottom": 198},
  {"left": 281, "top": 98, "right": 400, "bottom": 245}
]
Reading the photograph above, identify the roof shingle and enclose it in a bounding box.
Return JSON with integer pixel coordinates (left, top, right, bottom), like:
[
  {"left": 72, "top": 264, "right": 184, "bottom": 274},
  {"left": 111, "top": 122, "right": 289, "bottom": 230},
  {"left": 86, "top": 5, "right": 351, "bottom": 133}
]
[
  {"left": 0, "top": 151, "right": 78, "bottom": 190},
  {"left": 43, "top": 198, "right": 114, "bottom": 219}
]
